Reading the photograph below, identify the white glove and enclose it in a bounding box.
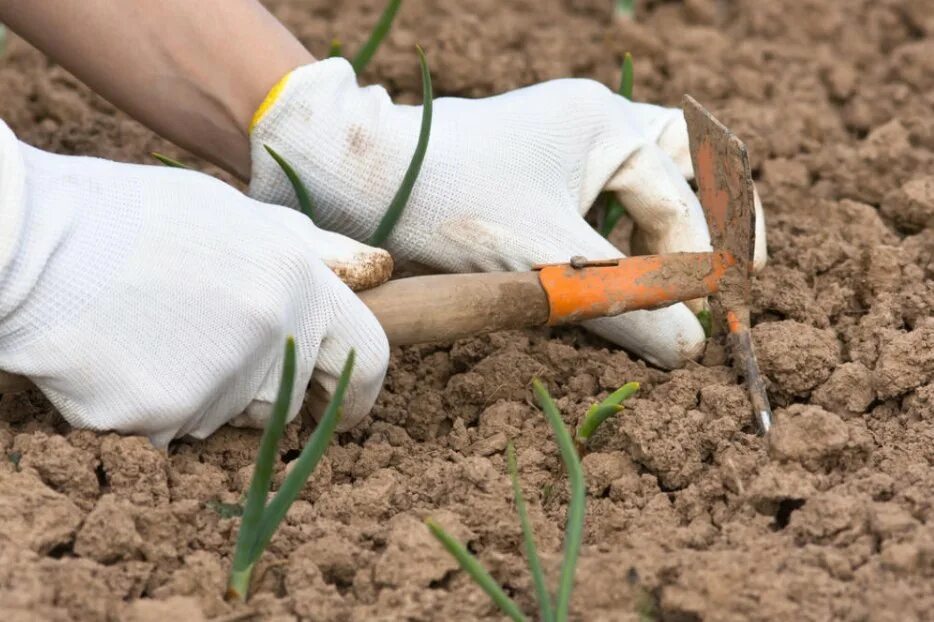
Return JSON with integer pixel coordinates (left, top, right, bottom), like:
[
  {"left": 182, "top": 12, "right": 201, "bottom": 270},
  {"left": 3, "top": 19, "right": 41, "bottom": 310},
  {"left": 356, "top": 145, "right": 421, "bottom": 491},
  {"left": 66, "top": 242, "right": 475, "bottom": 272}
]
[
  {"left": 0, "top": 120, "right": 389, "bottom": 446},
  {"left": 249, "top": 58, "right": 767, "bottom": 370}
]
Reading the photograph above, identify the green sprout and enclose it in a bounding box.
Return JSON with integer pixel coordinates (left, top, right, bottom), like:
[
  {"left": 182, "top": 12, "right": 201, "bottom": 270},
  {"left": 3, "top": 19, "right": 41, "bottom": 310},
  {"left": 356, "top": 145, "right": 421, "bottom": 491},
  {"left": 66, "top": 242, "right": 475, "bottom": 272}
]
[
  {"left": 425, "top": 521, "right": 528, "bottom": 621},
  {"left": 351, "top": 0, "right": 403, "bottom": 74},
  {"left": 206, "top": 499, "right": 244, "bottom": 519},
  {"left": 151, "top": 152, "right": 190, "bottom": 169},
  {"left": 226, "top": 338, "right": 353, "bottom": 602},
  {"left": 598, "top": 53, "right": 634, "bottom": 238},
  {"left": 509, "top": 442, "right": 552, "bottom": 622},
  {"left": 696, "top": 308, "right": 712, "bottom": 338},
  {"left": 619, "top": 52, "right": 634, "bottom": 100},
  {"left": 615, "top": 0, "right": 636, "bottom": 20},
  {"left": 368, "top": 45, "right": 432, "bottom": 247},
  {"left": 427, "top": 379, "right": 585, "bottom": 622},
  {"left": 327, "top": 38, "right": 343, "bottom": 58},
  {"left": 575, "top": 382, "right": 639, "bottom": 449},
  {"left": 636, "top": 587, "right": 658, "bottom": 622},
  {"left": 0, "top": 24, "right": 7, "bottom": 57},
  {"left": 597, "top": 198, "right": 628, "bottom": 238},
  {"left": 263, "top": 145, "right": 316, "bottom": 222}
]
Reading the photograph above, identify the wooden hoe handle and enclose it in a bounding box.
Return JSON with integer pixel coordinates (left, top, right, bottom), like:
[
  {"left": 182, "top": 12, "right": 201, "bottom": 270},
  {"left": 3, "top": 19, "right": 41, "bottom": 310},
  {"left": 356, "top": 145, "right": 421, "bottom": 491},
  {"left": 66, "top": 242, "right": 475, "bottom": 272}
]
[{"left": 0, "top": 251, "right": 731, "bottom": 393}]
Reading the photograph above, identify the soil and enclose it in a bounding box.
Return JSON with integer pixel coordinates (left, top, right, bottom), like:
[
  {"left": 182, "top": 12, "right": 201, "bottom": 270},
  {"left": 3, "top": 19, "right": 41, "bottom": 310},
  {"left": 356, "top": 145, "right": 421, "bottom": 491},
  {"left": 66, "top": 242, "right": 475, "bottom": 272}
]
[{"left": 1, "top": 0, "right": 932, "bottom": 620}]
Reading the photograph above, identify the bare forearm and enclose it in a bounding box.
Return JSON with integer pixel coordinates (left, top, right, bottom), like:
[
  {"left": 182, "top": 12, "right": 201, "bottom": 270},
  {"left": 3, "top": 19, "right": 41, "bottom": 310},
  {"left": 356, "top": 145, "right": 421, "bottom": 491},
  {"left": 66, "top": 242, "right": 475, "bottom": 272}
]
[{"left": 0, "top": 0, "right": 314, "bottom": 178}]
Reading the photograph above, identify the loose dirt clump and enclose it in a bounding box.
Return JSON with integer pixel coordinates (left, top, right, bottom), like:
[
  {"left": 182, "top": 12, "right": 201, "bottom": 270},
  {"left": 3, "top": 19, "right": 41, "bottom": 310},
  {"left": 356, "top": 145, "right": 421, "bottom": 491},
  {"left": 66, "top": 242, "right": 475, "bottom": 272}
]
[
  {"left": 752, "top": 320, "right": 841, "bottom": 400},
  {"left": 882, "top": 177, "right": 934, "bottom": 234},
  {"left": 812, "top": 362, "right": 876, "bottom": 417},
  {"left": 1, "top": 0, "right": 933, "bottom": 620}
]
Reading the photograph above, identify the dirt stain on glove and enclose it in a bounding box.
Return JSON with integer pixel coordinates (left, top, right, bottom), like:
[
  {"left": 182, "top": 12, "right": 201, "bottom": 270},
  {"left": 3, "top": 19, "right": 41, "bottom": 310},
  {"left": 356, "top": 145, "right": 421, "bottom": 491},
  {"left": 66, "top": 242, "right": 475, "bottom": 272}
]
[{"left": 325, "top": 247, "right": 394, "bottom": 291}]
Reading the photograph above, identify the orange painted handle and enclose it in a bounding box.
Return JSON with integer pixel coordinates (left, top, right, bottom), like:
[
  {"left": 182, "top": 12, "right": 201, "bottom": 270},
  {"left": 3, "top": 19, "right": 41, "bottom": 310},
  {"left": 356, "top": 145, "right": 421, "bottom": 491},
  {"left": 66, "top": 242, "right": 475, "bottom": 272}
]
[{"left": 538, "top": 251, "right": 734, "bottom": 325}]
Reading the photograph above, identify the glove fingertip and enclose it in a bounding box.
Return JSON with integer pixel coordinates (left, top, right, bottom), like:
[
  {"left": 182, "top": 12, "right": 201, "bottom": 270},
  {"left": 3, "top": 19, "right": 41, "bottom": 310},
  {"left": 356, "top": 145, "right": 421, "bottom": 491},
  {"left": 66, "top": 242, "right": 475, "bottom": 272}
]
[
  {"left": 307, "top": 346, "right": 387, "bottom": 431},
  {"left": 657, "top": 113, "right": 694, "bottom": 180},
  {"left": 585, "top": 303, "right": 706, "bottom": 370},
  {"left": 753, "top": 190, "right": 769, "bottom": 272},
  {"left": 310, "top": 289, "right": 389, "bottom": 430}
]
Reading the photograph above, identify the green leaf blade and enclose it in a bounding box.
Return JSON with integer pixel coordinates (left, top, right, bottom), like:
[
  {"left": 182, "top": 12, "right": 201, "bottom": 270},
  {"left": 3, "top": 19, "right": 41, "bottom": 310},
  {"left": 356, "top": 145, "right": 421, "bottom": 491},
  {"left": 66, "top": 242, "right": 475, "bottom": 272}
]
[
  {"left": 697, "top": 308, "right": 712, "bottom": 338},
  {"left": 598, "top": 197, "right": 627, "bottom": 238},
  {"left": 328, "top": 38, "right": 343, "bottom": 58},
  {"left": 263, "top": 144, "right": 316, "bottom": 222},
  {"left": 228, "top": 337, "right": 297, "bottom": 601},
  {"left": 508, "top": 443, "right": 554, "bottom": 622},
  {"left": 151, "top": 152, "right": 190, "bottom": 169},
  {"left": 368, "top": 45, "right": 432, "bottom": 247},
  {"left": 207, "top": 499, "right": 244, "bottom": 519},
  {"left": 577, "top": 382, "right": 639, "bottom": 444},
  {"left": 250, "top": 350, "right": 354, "bottom": 559},
  {"left": 615, "top": 0, "right": 636, "bottom": 20},
  {"left": 351, "top": 0, "right": 402, "bottom": 74},
  {"left": 426, "top": 519, "right": 528, "bottom": 622},
  {"left": 619, "top": 52, "right": 634, "bottom": 99},
  {"left": 576, "top": 404, "right": 623, "bottom": 443},
  {"left": 599, "top": 53, "right": 633, "bottom": 239},
  {"left": 532, "top": 380, "right": 585, "bottom": 622},
  {"left": 599, "top": 381, "right": 641, "bottom": 409}
]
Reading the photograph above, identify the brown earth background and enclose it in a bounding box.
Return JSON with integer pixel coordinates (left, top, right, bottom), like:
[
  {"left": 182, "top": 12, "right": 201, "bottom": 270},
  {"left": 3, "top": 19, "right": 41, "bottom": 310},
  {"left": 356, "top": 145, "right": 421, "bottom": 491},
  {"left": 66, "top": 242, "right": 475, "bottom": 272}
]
[{"left": 1, "top": 0, "right": 933, "bottom": 620}]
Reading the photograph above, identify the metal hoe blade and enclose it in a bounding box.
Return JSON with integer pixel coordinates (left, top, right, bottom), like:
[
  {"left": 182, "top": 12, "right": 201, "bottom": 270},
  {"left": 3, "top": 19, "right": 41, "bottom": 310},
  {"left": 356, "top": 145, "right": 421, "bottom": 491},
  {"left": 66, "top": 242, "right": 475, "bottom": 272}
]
[{"left": 683, "top": 95, "right": 773, "bottom": 435}]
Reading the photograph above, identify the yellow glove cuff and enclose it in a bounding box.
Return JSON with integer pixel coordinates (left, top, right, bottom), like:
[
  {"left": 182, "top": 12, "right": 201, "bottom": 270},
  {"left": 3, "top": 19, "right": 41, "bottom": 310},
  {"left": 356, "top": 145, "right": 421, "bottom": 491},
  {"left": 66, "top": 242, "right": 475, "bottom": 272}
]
[{"left": 249, "top": 72, "right": 292, "bottom": 134}]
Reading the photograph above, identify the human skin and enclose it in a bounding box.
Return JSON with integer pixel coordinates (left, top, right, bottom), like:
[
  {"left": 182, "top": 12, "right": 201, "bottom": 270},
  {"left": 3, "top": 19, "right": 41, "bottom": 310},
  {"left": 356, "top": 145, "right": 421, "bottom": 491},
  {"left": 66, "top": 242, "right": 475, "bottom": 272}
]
[{"left": 0, "top": 0, "right": 314, "bottom": 178}]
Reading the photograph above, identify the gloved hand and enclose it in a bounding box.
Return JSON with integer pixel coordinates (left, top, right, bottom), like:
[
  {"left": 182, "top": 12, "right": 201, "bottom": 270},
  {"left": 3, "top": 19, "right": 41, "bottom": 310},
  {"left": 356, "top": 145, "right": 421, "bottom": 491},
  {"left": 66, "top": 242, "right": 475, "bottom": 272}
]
[
  {"left": 0, "top": 120, "right": 389, "bottom": 447},
  {"left": 249, "top": 58, "right": 767, "bottom": 370}
]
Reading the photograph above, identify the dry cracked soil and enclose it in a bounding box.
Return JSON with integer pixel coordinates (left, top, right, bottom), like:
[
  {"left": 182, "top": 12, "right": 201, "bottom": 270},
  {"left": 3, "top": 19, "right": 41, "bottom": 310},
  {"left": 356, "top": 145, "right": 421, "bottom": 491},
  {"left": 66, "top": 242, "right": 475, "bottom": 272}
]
[{"left": 0, "top": 0, "right": 932, "bottom": 620}]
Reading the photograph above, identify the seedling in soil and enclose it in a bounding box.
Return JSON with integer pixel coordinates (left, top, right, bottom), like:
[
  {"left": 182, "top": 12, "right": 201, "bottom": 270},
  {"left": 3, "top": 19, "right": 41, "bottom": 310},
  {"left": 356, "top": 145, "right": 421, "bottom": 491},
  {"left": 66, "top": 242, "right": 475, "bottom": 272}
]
[
  {"left": 226, "top": 338, "right": 353, "bottom": 602},
  {"left": 542, "top": 481, "right": 556, "bottom": 504},
  {"left": 623, "top": 567, "right": 659, "bottom": 621},
  {"left": 615, "top": 0, "right": 636, "bottom": 20},
  {"left": 426, "top": 379, "right": 585, "bottom": 622},
  {"left": 598, "top": 52, "right": 635, "bottom": 238},
  {"left": 636, "top": 588, "right": 658, "bottom": 622},
  {"left": 575, "top": 381, "right": 639, "bottom": 451},
  {"left": 696, "top": 308, "right": 713, "bottom": 338},
  {"left": 619, "top": 51, "right": 634, "bottom": 100},
  {"left": 368, "top": 45, "right": 432, "bottom": 246},
  {"left": 323, "top": 0, "right": 400, "bottom": 73},
  {"left": 508, "top": 441, "right": 552, "bottom": 622},
  {"left": 151, "top": 152, "right": 189, "bottom": 169},
  {"left": 206, "top": 499, "right": 244, "bottom": 519},
  {"left": 351, "top": 0, "right": 403, "bottom": 74}
]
